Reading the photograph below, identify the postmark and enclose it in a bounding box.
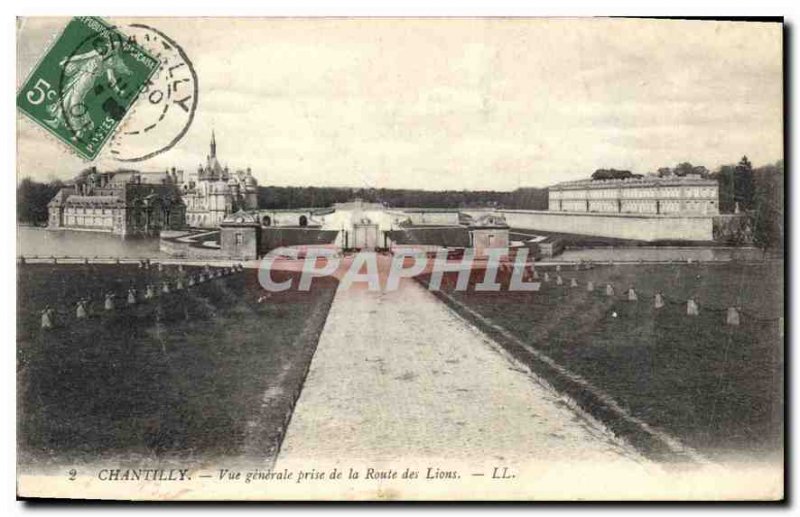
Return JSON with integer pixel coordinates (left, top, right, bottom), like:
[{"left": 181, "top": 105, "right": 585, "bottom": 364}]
[
  {"left": 17, "top": 17, "right": 160, "bottom": 160},
  {"left": 107, "top": 23, "right": 199, "bottom": 162}
]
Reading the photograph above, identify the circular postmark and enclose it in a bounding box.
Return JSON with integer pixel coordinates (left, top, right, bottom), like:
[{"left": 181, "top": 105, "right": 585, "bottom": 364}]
[
  {"left": 56, "top": 20, "right": 197, "bottom": 162},
  {"left": 107, "top": 24, "right": 198, "bottom": 162}
]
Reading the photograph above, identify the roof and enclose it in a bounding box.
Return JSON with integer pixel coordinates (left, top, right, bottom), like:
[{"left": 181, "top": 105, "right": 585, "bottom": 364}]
[
  {"left": 550, "top": 176, "right": 719, "bottom": 190},
  {"left": 221, "top": 210, "right": 260, "bottom": 226},
  {"left": 469, "top": 213, "right": 509, "bottom": 229},
  {"left": 62, "top": 195, "right": 124, "bottom": 207},
  {"left": 47, "top": 188, "right": 75, "bottom": 206}
]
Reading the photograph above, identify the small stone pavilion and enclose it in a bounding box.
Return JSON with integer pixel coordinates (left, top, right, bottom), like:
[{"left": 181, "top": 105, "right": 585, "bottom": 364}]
[{"left": 468, "top": 213, "right": 510, "bottom": 258}]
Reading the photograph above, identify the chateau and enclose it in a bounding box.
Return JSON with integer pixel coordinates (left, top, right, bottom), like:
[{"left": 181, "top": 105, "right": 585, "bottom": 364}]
[
  {"left": 548, "top": 175, "right": 720, "bottom": 215},
  {"left": 47, "top": 169, "right": 186, "bottom": 236},
  {"left": 181, "top": 132, "right": 258, "bottom": 228},
  {"left": 47, "top": 132, "right": 259, "bottom": 235}
]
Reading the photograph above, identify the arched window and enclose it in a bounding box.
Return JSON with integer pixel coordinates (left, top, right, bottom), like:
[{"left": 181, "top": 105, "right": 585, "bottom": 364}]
[
  {"left": 299, "top": 215, "right": 308, "bottom": 227},
  {"left": 262, "top": 215, "right": 272, "bottom": 227}
]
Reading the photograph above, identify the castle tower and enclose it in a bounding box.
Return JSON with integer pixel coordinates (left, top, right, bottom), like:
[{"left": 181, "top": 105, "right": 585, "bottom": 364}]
[{"left": 210, "top": 130, "right": 217, "bottom": 158}]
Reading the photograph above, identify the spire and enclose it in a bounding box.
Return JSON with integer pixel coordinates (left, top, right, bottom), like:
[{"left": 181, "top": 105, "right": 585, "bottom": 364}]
[{"left": 210, "top": 130, "right": 217, "bottom": 158}]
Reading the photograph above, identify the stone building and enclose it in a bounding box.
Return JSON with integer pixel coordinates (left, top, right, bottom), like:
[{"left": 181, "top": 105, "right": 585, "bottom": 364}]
[
  {"left": 548, "top": 175, "right": 719, "bottom": 215},
  {"left": 181, "top": 132, "right": 259, "bottom": 228},
  {"left": 220, "top": 211, "right": 261, "bottom": 260},
  {"left": 469, "top": 213, "right": 510, "bottom": 258},
  {"left": 47, "top": 168, "right": 185, "bottom": 236}
]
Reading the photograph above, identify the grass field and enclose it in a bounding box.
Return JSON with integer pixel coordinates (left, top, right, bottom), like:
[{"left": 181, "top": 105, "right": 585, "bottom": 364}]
[
  {"left": 418, "top": 260, "right": 784, "bottom": 463},
  {"left": 17, "top": 264, "right": 338, "bottom": 467}
]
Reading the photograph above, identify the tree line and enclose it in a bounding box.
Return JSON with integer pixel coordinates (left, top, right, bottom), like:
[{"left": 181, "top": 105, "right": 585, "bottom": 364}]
[{"left": 255, "top": 186, "right": 549, "bottom": 211}]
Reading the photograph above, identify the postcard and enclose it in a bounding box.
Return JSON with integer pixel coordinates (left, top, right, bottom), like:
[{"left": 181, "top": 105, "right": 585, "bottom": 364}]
[{"left": 16, "top": 16, "right": 784, "bottom": 501}]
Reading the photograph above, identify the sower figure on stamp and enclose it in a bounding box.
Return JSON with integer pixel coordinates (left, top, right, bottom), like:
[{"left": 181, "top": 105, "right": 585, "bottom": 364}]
[{"left": 44, "top": 37, "right": 132, "bottom": 139}]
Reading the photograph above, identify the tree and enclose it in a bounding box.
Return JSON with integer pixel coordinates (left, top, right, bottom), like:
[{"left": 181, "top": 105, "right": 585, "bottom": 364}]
[
  {"left": 671, "top": 162, "right": 709, "bottom": 178},
  {"left": 673, "top": 162, "right": 695, "bottom": 177},
  {"left": 710, "top": 165, "right": 735, "bottom": 213},
  {"left": 17, "top": 178, "right": 64, "bottom": 224},
  {"left": 591, "top": 169, "right": 636, "bottom": 180},
  {"left": 734, "top": 155, "right": 755, "bottom": 211},
  {"left": 752, "top": 160, "right": 784, "bottom": 251}
]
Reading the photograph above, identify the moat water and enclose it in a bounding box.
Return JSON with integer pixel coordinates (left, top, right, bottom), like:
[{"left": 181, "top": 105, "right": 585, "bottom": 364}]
[{"left": 17, "top": 226, "right": 167, "bottom": 258}]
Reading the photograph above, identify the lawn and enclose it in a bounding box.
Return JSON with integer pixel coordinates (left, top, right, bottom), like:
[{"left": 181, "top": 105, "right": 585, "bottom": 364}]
[
  {"left": 417, "top": 260, "right": 784, "bottom": 463},
  {"left": 17, "top": 263, "right": 338, "bottom": 467}
]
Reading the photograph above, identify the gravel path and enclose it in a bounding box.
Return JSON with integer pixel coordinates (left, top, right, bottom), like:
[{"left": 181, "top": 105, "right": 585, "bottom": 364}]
[{"left": 277, "top": 255, "right": 650, "bottom": 472}]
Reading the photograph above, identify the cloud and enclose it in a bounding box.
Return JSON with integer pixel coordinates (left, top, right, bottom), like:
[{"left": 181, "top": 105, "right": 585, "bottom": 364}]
[{"left": 17, "top": 17, "right": 783, "bottom": 191}]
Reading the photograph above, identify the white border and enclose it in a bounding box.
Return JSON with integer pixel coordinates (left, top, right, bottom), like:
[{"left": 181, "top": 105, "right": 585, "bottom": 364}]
[{"left": 4, "top": 1, "right": 795, "bottom": 515}]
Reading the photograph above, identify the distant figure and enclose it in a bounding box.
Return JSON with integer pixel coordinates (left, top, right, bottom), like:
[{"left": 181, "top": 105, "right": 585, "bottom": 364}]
[
  {"left": 176, "top": 278, "right": 184, "bottom": 290},
  {"left": 76, "top": 299, "right": 87, "bottom": 318},
  {"left": 654, "top": 293, "right": 664, "bottom": 309},
  {"left": 532, "top": 269, "right": 539, "bottom": 280},
  {"left": 178, "top": 264, "right": 184, "bottom": 273},
  {"left": 145, "top": 284, "right": 155, "bottom": 299},
  {"left": 687, "top": 298, "right": 699, "bottom": 316},
  {"left": 556, "top": 275, "right": 563, "bottom": 286},
  {"left": 41, "top": 307, "right": 54, "bottom": 329},
  {"left": 586, "top": 281, "right": 594, "bottom": 292},
  {"left": 157, "top": 262, "right": 164, "bottom": 272},
  {"left": 162, "top": 282, "right": 171, "bottom": 294},
  {"left": 570, "top": 278, "right": 578, "bottom": 288},
  {"left": 543, "top": 272, "right": 550, "bottom": 283},
  {"left": 127, "top": 289, "right": 137, "bottom": 305},
  {"left": 556, "top": 264, "right": 561, "bottom": 272},
  {"left": 104, "top": 293, "right": 115, "bottom": 311},
  {"left": 188, "top": 275, "right": 195, "bottom": 287},
  {"left": 627, "top": 288, "right": 638, "bottom": 301},
  {"left": 605, "top": 284, "right": 615, "bottom": 297}
]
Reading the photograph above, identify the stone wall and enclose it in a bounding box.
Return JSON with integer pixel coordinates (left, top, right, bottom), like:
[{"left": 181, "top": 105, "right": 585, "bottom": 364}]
[
  {"left": 463, "top": 210, "right": 714, "bottom": 242},
  {"left": 160, "top": 231, "right": 226, "bottom": 259},
  {"left": 259, "top": 227, "right": 339, "bottom": 254},
  {"left": 221, "top": 225, "right": 260, "bottom": 260}
]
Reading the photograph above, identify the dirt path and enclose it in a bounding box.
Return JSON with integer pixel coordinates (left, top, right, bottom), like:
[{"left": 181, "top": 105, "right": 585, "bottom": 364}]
[{"left": 277, "top": 255, "right": 651, "bottom": 474}]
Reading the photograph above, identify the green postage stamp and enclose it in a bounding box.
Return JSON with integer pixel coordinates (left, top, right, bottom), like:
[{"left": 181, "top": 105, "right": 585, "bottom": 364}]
[{"left": 17, "top": 16, "right": 159, "bottom": 160}]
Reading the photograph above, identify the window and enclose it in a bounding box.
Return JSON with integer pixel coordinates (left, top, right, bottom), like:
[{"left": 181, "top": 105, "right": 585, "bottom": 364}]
[{"left": 235, "top": 232, "right": 243, "bottom": 245}]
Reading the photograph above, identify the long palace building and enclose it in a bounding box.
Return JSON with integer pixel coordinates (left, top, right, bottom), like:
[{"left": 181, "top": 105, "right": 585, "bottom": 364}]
[{"left": 548, "top": 175, "right": 719, "bottom": 215}]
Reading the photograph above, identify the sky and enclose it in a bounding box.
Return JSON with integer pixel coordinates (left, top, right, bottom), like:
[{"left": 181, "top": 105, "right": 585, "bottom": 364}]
[{"left": 16, "top": 17, "right": 783, "bottom": 191}]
